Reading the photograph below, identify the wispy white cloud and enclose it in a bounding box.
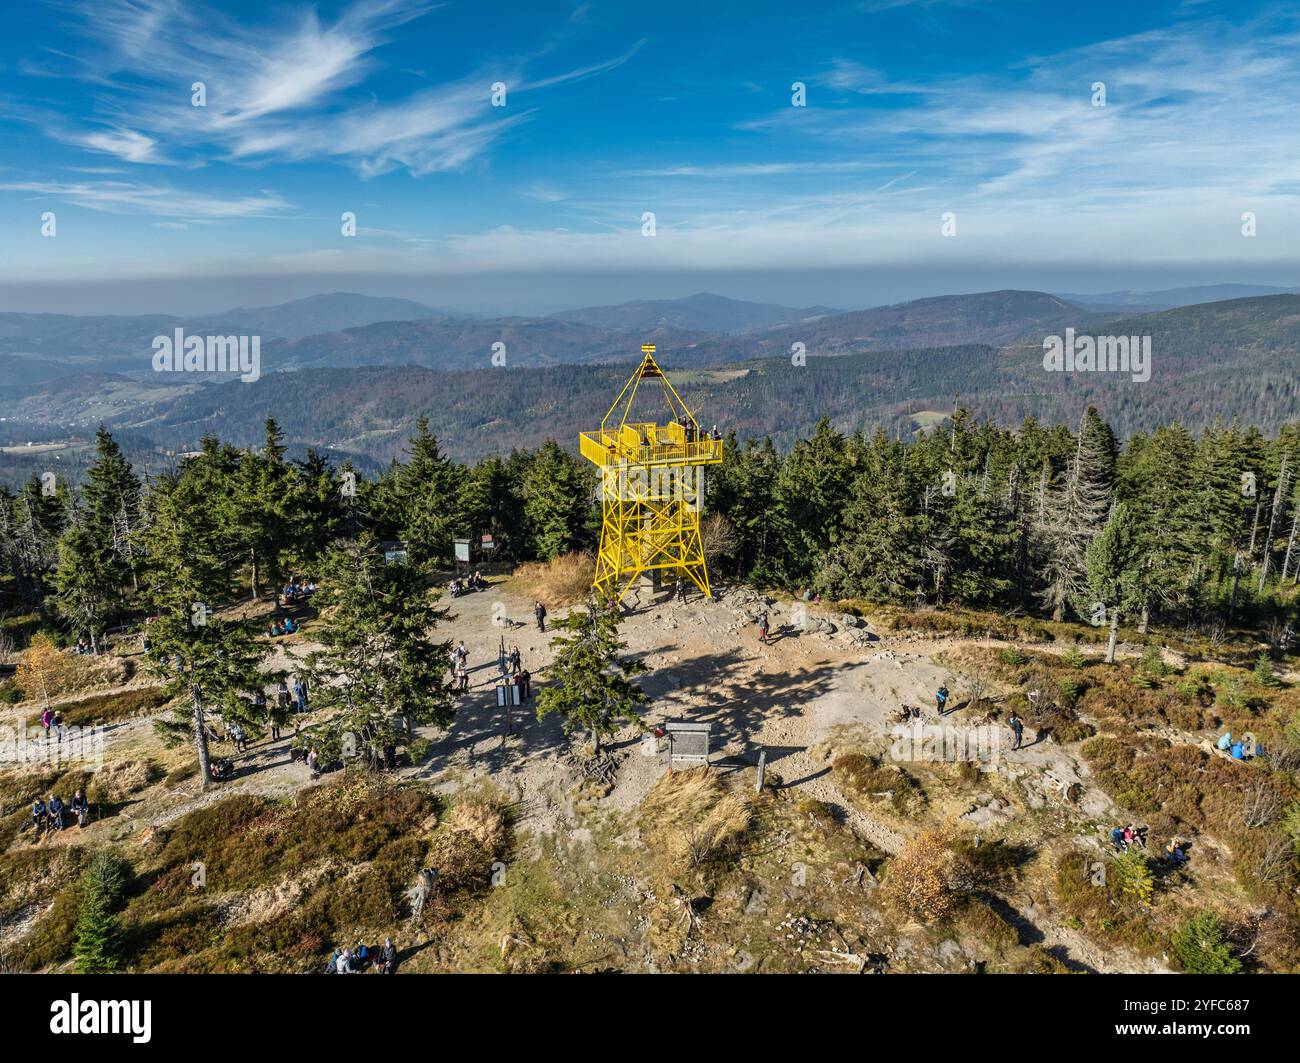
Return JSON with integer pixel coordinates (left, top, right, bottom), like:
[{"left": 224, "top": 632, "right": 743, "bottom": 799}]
[
  {"left": 0, "top": 179, "right": 289, "bottom": 219},
  {"left": 595, "top": 13, "right": 1300, "bottom": 267},
  {"left": 22, "top": 0, "right": 638, "bottom": 181},
  {"left": 76, "top": 127, "right": 166, "bottom": 164},
  {"left": 620, "top": 161, "right": 897, "bottom": 178}
]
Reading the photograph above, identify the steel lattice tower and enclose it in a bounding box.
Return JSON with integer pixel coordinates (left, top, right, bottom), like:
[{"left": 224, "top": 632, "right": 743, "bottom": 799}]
[{"left": 579, "top": 345, "right": 723, "bottom": 602}]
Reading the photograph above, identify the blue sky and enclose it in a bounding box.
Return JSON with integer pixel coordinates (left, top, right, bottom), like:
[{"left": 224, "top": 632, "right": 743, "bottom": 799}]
[{"left": 2, "top": 0, "right": 1299, "bottom": 314}]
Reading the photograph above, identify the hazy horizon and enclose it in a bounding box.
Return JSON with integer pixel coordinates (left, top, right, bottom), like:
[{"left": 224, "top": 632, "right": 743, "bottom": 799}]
[{"left": 4, "top": 264, "right": 1300, "bottom": 319}]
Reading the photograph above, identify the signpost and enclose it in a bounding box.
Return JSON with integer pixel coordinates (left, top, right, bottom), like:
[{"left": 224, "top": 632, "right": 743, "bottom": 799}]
[
  {"left": 665, "top": 721, "right": 711, "bottom": 770},
  {"left": 452, "top": 537, "right": 475, "bottom": 578},
  {"left": 496, "top": 679, "right": 521, "bottom": 738}
]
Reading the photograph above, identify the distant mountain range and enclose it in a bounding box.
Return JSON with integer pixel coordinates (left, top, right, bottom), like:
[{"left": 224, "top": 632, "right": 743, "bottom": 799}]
[
  {"left": 184, "top": 289, "right": 1117, "bottom": 374},
  {"left": 0, "top": 287, "right": 1102, "bottom": 381},
  {"left": 5, "top": 291, "right": 1300, "bottom": 481},
  {"left": 0, "top": 292, "right": 442, "bottom": 382},
  {"left": 657, "top": 289, "right": 1109, "bottom": 367},
  {"left": 1056, "top": 283, "right": 1300, "bottom": 313},
  {"left": 263, "top": 318, "right": 710, "bottom": 373},
  {"left": 7, "top": 284, "right": 1298, "bottom": 384}
]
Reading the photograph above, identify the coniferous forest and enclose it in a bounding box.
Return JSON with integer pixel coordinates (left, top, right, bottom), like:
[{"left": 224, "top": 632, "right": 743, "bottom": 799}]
[{"left": 6, "top": 406, "right": 1300, "bottom": 660}]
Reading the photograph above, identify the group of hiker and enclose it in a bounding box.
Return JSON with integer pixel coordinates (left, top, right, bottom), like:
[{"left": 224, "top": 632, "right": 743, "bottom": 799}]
[
  {"left": 1110, "top": 823, "right": 1191, "bottom": 867},
  {"left": 281, "top": 577, "right": 317, "bottom": 604},
  {"left": 1215, "top": 732, "right": 1257, "bottom": 761},
  {"left": 449, "top": 571, "right": 489, "bottom": 597},
  {"left": 199, "top": 676, "right": 311, "bottom": 782},
  {"left": 325, "top": 937, "right": 398, "bottom": 974},
  {"left": 937, "top": 683, "right": 1031, "bottom": 748},
  {"left": 28, "top": 789, "right": 90, "bottom": 841},
  {"left": 239, "top": 677, "right": 310, "bottom": 735},
  {"left": 267, "top": 615, "right": 300, "bottom": 637},
  {"left": 673, "top": 417, "right": 723, "bottom": 445},
  {"left": 449, "top": 639, "right": 533, "bottom": 700},
  {"left": 1109, "top": 823, "right": 1149, "bottom": 852},
  {"left": 505, "top": 644, "right": 532, "bottom": 701},
  {"left": 38, "top": 707, "right": 66, "bottom": 742}
]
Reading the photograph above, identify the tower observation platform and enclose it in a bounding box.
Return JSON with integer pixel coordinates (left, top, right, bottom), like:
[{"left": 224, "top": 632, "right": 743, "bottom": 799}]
[{"left": 579, "top": 345, "right": 723, "bottom": 602}]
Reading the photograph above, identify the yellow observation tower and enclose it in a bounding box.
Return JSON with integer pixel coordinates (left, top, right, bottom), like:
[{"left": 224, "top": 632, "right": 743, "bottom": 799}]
[{"left": 579, "top": 345, "right": 723, "bottom": 603}]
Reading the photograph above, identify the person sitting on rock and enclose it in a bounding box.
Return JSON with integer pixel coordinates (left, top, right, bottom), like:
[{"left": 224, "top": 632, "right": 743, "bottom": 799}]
[
  {"left": 70, "top": 789, "right": 90, "bottom": 829},
  {"left": 46, "top": 793, "right": 65, "bottom": 831}
]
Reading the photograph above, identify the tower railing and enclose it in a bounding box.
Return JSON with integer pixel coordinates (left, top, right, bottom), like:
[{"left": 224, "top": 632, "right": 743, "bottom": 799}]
[{"left": 580, "top": 430, "right": 723, "bottom": 468}]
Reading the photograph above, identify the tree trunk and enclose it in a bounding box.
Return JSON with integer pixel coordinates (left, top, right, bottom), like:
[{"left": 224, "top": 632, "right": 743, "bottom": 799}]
[
  {"left": 1106, "top": 609, "right": 1119, "bottom": 664},
  {"left": 1259, "top": 458, "right": 1288, "bottom": 592},
  {"left": 1228, "top": 549, "right": 1243, "bottom": 623},
  {"left": 192, "top": 683, "right": 212, "bottom": 791},
  {"left": 250, "top": 550, "right": 259, "bottom": 601},
  {"left": 1138, "top": 597, "right": 1149, "bottom": 635},
  {"left": 1283, "top": 497, "right": 1300, "bottom": 583},
  {"left": 591, "top": 728, "right": 601, "bottom": 756}
]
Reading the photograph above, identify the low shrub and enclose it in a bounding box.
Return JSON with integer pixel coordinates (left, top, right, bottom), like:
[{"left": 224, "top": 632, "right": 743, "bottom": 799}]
[{"left": 1171, "top": 912, "right": 1242, "bottom": 974}]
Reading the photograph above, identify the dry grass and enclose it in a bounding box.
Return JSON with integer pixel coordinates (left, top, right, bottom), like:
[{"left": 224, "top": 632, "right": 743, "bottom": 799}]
[
  {"left": 13, "top": 637, "right": 131, "bottom": 705},
  {"left": 93, "top": 758, "right": 159, "bottom": 803},
  {"left": 26, "top": 686, "right": 169, "bottom": 728},
  {"left": 639, "top": 767, "right": 752, "bottom": 878},
  {"left": 507, "top": 552, "right": 595, "bottom": 607},
  {"left": 216, "top": 860, "right": 340, "bottom": 929},
  {"left": 448, "top": 797, "right": 507, "bottom": 855}
]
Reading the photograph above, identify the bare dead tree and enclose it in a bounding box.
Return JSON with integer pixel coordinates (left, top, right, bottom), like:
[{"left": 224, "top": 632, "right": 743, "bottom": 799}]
[
  {"left": 1251, "top": 834, "right": 1292, "bottom": 887},
  {"left": 700, "top": 511, "right": 738, "bottom": 571},
  {"left": 1240, "top": 779, "right": 1285, "bottom": 829}
]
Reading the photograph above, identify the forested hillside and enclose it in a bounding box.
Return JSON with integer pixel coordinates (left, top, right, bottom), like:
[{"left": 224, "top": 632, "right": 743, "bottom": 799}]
[
  {"left": 98, "top": 331, "right": 1300, "bottom": 466},
  {"left": 6, "top": 406, "right": 1300, "bottom": 652}
]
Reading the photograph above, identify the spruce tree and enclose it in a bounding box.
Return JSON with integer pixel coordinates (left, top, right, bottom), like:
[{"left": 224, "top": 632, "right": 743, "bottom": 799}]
[
  {"left": 1037, "top": 407, "right": 1116, "bottom": 621},
  {"left": 51, "top": 522, "right": 118, "bottom": 653},
  {"left": 1084, "top": 503, "right": 1145, "bottom": 663},
  {"left": 1171, "top": 912, "right": 1242, "bottom": 974},
  {"left": 300, "top": 535, "right": 455, "bottom": 769},
  {"left": 398, "top": 416, "right": 458, "bottom": 566},
  {"left": 10, "top": 473, "right": 69, "bottom": 613},
  {"left": 537, "top": 598, "right": 647, "bottom": 754},
  {"left": 818, "top": 429, "right": 924, "bottom": 601},
  {"left": 140, "top": 446, "right": 271, "bottom": 782},
  {"left": 73, "top": 849, "right": 130, "bottom": 973},
  {"left": 521, "top": 441, "right": 593, "bottom": 561},
  {"left": 80, "top": 425, "right": 143, "bottom": 592},
  {"left": 772, "top": 418, "right": 851, "bottom": 584}
]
